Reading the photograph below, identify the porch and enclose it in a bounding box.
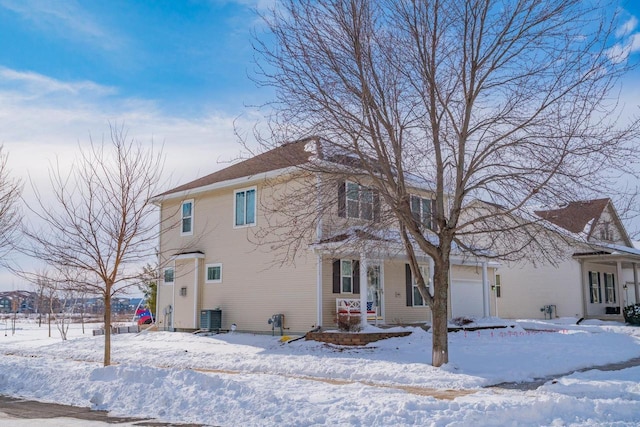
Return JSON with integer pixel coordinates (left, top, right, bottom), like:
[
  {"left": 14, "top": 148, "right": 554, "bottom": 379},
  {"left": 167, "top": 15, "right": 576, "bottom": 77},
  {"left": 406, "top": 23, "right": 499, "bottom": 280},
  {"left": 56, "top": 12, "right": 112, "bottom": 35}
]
[{"left": 575, "top": 245, "right": 640, "bottom": 320}]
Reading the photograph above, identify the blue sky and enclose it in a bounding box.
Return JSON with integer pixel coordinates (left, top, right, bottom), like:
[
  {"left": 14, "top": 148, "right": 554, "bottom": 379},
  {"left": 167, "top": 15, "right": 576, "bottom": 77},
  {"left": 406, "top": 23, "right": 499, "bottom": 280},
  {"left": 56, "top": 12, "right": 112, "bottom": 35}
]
[
  {"left": 1, "top": 1, "right": 640, "bottom": 290},
  {"left": 0, "top": 0, "right": 269, "bottom": 116}
]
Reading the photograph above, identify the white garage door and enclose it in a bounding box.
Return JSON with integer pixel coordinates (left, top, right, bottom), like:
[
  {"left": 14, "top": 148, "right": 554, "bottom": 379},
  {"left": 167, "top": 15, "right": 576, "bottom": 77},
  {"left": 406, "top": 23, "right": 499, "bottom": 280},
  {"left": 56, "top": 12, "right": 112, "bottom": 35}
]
[{"left": 451, "top": 280, "right": 484, "bottom": 318}]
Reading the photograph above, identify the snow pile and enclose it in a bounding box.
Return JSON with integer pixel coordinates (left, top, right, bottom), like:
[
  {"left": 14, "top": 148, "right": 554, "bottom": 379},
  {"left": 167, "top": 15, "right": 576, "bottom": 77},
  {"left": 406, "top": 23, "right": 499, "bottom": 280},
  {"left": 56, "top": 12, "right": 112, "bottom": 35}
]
[{"left": 1, "top": 319, "right": 640, "bottom": 426}]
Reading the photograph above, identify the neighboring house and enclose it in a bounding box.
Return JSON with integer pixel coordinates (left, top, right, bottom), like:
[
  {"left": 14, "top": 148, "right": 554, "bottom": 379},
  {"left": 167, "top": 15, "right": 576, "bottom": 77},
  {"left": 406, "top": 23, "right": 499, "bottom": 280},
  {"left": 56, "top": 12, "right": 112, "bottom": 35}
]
[
  {"left": 0, "top": 291, "right": 38, "bottom": 314},
  {"left": 152, "top": 139, "right": 498, "bottom": 334},
  {"left": 478, "top": 198, "right": 640, "bottom": 320}
]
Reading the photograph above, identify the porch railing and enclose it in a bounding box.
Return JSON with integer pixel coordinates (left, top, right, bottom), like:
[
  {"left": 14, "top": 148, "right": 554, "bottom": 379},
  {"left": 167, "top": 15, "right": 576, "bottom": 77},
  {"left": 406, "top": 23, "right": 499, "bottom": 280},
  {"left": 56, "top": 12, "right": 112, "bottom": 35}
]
[{"left": 336, "top": 298, "right": 380, "bottom": 321}]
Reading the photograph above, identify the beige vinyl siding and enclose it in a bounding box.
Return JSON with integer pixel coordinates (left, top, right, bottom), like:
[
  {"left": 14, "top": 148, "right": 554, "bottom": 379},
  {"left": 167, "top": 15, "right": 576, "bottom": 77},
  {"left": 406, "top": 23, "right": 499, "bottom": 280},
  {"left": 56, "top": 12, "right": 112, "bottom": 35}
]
[
  {"left": 158, "top": 178, "right": 317, "bottom": 334},
  {"left": 383, "top": 259, "right": 431, "bottom": 324},
  {"left": 496, "top": 258, "right": 582, "bottom": 319}
]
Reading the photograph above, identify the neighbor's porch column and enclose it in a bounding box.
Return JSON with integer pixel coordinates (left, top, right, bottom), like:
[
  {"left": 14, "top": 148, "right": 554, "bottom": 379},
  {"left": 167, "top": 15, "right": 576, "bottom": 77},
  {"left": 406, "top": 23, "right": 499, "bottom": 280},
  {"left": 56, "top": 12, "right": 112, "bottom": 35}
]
[
  {"left": 617, "top": 260, "right": 624, "bottom": 315},
  {"left": 360, "top": 251, "right": 368, "bottom": 328},
  {"left": 482, "top": 261, "right": 490, "bottom": 317},
  {"left": 634, "top": 262, "right": 640, "bottom": 304}
]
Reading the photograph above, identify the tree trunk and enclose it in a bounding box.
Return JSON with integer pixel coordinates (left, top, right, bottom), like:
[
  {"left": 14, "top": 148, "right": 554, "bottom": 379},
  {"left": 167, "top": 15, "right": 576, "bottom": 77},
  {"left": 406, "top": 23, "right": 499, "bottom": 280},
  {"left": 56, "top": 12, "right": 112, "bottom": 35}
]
[
  {"left": 431, "top": 259, "right": 449, "bottom": 367},
  {"left": 104, "top": 291, "right": 111, "bottom": 366}
]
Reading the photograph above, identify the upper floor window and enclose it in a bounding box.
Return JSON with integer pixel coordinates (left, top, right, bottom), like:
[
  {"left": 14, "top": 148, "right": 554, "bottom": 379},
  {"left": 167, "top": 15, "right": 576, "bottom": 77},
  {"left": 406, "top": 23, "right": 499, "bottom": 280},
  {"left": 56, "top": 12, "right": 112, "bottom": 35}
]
[
  {"left": 410, "top": 195, "right": 435, "bottom": 230},
  {"left": 181, "top": 200, "right": 194, "bottom": 235},
  {"left": 163, "top": 267, "right": 175, "bottom": 285},
  {"left": 338, "top": 181, "right": 379, "bottom": 221},
  {"left": 234, "top": 187, "right": 256, "bottom": 227}
]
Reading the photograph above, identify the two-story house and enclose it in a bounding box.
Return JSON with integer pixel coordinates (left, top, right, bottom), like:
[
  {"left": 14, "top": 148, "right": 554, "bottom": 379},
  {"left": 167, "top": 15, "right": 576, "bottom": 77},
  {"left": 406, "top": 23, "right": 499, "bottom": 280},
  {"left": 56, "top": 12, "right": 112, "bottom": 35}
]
[
  {"left": 152, "top": 138, "right": 498, "bottom": 334},
  {"left": 470, "top": 198, "right": 640, "bottom": 320}
]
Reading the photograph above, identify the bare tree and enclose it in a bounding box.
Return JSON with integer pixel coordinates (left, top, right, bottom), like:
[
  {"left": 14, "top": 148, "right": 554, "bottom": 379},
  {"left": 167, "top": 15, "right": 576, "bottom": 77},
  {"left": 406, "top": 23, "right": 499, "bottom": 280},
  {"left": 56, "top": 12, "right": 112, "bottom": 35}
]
[
  {"left": 0, "top": 145, "right": 22, "bottom": 263},
  {"left": 21, "top": 125, "right": 163, "bottom": 365},
  {"left": 254, "top": 0, "right": 640, "bottom": 366}
]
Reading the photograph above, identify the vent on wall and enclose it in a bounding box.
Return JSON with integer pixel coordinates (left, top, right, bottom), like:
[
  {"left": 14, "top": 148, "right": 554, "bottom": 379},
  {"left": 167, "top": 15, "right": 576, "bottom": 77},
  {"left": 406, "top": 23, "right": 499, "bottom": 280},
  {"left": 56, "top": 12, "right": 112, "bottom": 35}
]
[{"left": 179, "top": 287, "right": 187, "bottom": 297}]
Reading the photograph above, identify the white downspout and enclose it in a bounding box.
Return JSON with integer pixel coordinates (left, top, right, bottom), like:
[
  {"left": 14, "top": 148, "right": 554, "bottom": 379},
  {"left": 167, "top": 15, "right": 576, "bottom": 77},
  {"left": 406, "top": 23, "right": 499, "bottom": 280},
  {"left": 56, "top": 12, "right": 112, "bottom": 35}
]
[
  {"left": 482, "top": 261, "right": 490, "bottom": 317},
  {"left": 315, "top": 173, "right": 323, "bottom": 328},
  {"left": 316, "top": 254, "right": 323, "bottom": 327},
  {"left": 194, "top": 258, "right": 199, "bottom": 329},
  {"left": 634, "top": 262, "right": 639, "bottom": 304},
  {"left": 360, "top": 251, "right": 368, "bottom": 328}
]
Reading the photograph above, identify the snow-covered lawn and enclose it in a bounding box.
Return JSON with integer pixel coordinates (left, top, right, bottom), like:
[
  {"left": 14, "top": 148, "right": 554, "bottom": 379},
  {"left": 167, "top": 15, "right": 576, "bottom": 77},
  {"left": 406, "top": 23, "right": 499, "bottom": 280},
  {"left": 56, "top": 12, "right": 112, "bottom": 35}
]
[{"left": 1, "top": 318, "right": 640, "bottom": 426}]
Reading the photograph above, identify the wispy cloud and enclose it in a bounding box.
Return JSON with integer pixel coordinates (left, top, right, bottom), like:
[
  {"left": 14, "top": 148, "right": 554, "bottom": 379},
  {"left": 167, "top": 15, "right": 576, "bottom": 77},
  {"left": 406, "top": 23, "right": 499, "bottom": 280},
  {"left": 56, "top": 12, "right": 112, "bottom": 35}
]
[
  {"left": 616, "top": 16, "right": 638, "bottom": 38},
  {"left": 606, "top": 13, "right": 640, "bottom": 64},
  {"left": 0, "top": 66, "right": 259, "bottom": 193},
  {"left": 0, "top": 66, "right": 117, "bottom": 97},
  {"left": 0, "top": 0, "right": 124, "bottom": 51},
  {"left": 606, "top": 33, "right": 640, "bottom": 64}
]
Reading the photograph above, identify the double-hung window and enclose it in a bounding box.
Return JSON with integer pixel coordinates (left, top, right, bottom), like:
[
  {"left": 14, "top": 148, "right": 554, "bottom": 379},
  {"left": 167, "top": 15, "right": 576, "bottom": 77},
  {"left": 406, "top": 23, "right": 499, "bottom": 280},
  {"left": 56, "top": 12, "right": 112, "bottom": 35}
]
[
  {"left": 589, "top": 271, "right": 601, "bottom": 303},
  {"left": 234, "top": 187, "right": 256, "bottom": 227},
  {"left": 604, "top": 272, "right": 616, "bottom": 303},
  {"left": 181, "top": 200, "right": 194, "bottom": 235},
  {"left": 205, "top": 263, "right": 222, "bottom": 284},
  {"left": 340, "top": 181, "right": 378, "bottom": 221},
  {"left": 163, "top": 267, "right": 175, "bottom": 285},
  {"left": 410, "top": 195, "right": 435, "bottom": 230},
  {"left": 341, "top": 260, "right": 353, "bottom": 293},
  {"left": 412, "top": 265, "right": 430, "bottom": 306}
]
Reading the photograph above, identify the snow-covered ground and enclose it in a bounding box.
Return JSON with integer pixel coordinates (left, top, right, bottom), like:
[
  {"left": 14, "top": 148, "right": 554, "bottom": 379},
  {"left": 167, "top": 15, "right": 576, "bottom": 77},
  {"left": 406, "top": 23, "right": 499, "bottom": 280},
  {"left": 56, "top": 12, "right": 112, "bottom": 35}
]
[{"left": 1, "top": 317, "right": 640, "bottom": 426}]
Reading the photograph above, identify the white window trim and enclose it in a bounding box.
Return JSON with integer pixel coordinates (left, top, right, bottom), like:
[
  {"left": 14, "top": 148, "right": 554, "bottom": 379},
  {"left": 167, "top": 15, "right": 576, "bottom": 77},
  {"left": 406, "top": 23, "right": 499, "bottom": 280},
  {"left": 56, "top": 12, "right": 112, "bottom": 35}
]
[
  {"left": 205, "top": 263, "right": 223, "bottom": 284},
  {"left": 410, "top": 194, "right": 435, "bottom": 230},
  {"left": 341, "top": 259, "right": 353, "bottom": 294},
  {"left": 412, "top": 264, "right": 430, "bottom": 306},
  {"left": 233, "top": 186, "right": 258, "bottom": 228},
  {"left": 345, "top": 181, "right": 375, "bottom": 221},
  {"left": 163, "top": 266, "right": 175, "bottom": 285},
  {"left": 180, "top": 199, "right": 194, "bottom": 236}
]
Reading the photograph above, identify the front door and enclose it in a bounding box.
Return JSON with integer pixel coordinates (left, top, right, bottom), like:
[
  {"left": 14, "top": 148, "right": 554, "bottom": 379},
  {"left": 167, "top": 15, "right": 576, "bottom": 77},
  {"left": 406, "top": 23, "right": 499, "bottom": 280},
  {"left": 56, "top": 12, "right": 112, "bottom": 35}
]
[{"left": 367, "top": 264, "right": 383, "bottom": 323}]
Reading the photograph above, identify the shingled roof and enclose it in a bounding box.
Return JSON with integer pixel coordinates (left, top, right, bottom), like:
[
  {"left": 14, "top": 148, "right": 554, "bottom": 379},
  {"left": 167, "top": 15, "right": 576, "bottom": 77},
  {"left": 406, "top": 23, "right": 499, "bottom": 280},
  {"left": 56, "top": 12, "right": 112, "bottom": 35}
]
[
  {"left": 534, "top": 198, "right": 610, "bottom": 235},
  {"left": 157, "top": 138, "right": 315, "bottom": 197}
]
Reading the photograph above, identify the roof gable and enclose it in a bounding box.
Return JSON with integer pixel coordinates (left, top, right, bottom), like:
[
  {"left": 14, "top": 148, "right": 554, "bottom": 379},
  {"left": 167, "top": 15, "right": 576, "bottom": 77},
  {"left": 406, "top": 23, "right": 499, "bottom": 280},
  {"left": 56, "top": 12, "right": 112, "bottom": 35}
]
[{"left": 534, "top": 199, "right": 609, "bottom": 235}]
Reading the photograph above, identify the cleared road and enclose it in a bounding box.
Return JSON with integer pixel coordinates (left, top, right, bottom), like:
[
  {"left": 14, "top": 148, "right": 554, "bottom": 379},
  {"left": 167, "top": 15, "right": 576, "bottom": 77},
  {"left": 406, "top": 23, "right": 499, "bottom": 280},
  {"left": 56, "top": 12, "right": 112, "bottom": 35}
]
[{"left": 0, "top": 395, "right": 204, "bottom": 426}]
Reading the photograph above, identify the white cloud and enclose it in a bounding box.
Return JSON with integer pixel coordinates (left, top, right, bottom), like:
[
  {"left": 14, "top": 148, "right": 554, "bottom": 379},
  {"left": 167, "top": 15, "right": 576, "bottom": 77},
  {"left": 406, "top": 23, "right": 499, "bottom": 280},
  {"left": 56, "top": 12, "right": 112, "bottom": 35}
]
[
  {"left": 606, "top": 32, "right": 640, "bottom": 64},
  {"left": 0, "top": 67, "right": 263, "bottom": 291},
  {"left": 0, "top": 0, "right": 124, "bottom": 51},
  {"left": 616, "top": 16, "right": 638, "bottom": 38}
]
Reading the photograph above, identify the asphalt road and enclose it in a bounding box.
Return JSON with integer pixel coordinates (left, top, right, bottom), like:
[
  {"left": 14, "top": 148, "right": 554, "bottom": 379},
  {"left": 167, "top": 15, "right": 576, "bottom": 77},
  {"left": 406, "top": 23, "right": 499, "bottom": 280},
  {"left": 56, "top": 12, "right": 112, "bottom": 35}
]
[{"left": 0, "top": 395, "right": 205, "bottom": 426}]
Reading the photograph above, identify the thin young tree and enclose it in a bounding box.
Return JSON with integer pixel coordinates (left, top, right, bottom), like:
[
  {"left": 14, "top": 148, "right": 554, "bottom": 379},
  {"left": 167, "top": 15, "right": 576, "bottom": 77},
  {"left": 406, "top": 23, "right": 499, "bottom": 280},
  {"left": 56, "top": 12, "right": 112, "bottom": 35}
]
[
  {"left": 254, "top": 0, "right": 640, "bottom": 366},
  {"left": 0, "top": 145, "right": 22, "bottom": 263},
  {"left": 22, "top": 125, "right": 163, "bottom": 366}
]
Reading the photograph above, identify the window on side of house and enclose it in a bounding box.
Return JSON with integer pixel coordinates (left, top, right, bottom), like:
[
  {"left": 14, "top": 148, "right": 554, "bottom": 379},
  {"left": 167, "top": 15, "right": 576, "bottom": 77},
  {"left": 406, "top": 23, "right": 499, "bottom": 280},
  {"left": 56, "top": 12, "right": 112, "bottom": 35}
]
[
  {"left": 163, "top": 267, "right": 174, "bottom": 284},
  {"left": 412, "top": 264, "right": 430, "bottom": 306},
  {"left": 234, "top": 187, "right": 256, "bottom": 227},
  {"left": 588, "top": 271, "right": 601, "bottom": 303},
  {"left": 341, "top": 260, "right": 353, "bottom": 293},
  {"left": 205, "top": 263, "right": 222, "bottom": 283},
  {"left": 181, "top": 200, "right": 194, "bottom": 235},
  {"left": 410, "top": 195, "right": 435, "bottom": 230},
  {"left": 604, "top": 272, "right": 616, "bottom": 304}
]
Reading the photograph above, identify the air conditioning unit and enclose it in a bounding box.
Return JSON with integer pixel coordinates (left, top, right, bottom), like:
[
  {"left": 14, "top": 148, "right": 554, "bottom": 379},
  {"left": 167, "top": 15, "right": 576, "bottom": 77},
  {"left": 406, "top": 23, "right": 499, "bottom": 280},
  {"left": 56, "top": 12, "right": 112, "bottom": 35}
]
[{"left": 200, "top": 309, "right": 222, "bottom": 331}]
